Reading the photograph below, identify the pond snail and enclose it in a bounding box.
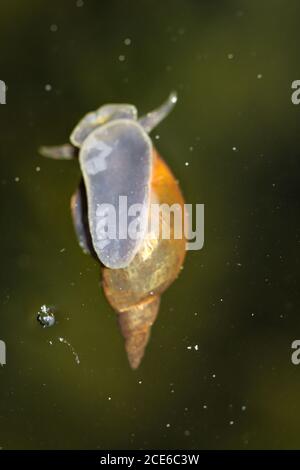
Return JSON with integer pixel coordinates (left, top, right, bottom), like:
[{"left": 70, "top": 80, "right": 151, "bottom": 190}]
[{"left": 40, "top": 93, "right": 186, "bottom": 369}]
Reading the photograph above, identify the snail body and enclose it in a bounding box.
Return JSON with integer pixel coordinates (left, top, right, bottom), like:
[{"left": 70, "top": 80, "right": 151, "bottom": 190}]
[{"left": 40, "top": 93, "right": 186, "bottom": 368}]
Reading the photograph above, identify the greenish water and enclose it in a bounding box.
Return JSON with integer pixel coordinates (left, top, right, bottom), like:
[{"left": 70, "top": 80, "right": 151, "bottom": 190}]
[{"left": 1, "top": 0, "right": 300, "bottom": 449}]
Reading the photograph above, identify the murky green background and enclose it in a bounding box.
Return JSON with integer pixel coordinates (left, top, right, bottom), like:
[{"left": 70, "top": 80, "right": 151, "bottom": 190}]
[{"left": 0, "top": 0, "right": 300, "bottom": 450}]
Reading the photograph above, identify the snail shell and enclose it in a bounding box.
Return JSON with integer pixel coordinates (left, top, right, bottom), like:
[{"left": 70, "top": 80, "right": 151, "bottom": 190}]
[{"left": 102, "top": 149, "right": 186, "bottom": 368}]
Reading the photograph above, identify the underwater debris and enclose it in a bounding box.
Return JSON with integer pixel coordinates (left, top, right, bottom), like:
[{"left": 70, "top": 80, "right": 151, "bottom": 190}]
[
  {"left": 58, "top": 337, "right": 80, "bottom": 365},
  {"left": 37, "top": 305, "right": 56, "bottom": 328}
]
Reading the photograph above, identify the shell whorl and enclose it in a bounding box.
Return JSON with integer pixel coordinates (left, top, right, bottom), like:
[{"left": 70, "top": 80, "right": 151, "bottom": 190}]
[{"left": 117, "top": 296, "right": 160, "bottom": 369}]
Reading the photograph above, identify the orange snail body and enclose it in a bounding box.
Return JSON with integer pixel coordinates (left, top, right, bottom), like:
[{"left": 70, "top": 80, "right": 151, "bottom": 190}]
[{"left": 102, "top": 148, "right": 186, "bottom": 369}]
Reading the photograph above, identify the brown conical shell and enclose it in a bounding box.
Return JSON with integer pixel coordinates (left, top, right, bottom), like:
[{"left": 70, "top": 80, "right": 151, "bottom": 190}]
[
  {"left": 118, "top": 296, "right": 160, "bottom": 369},
  {"left": 102, "top": 149, "right": 186, "bottom": 368}
]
